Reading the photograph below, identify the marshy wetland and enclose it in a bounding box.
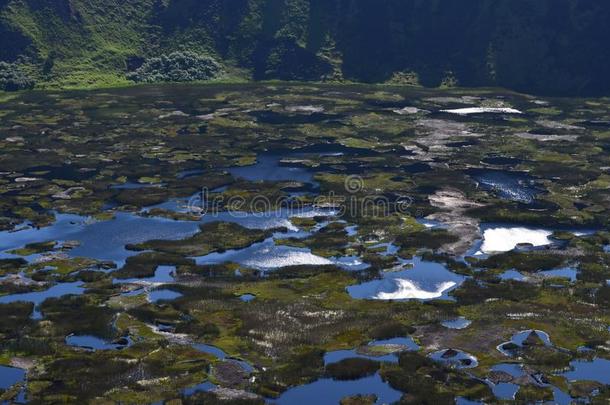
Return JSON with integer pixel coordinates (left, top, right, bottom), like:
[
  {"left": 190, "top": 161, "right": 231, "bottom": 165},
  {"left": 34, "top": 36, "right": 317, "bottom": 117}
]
[{"left": 0, "top": 83, "right": 610, "bottom": 403}]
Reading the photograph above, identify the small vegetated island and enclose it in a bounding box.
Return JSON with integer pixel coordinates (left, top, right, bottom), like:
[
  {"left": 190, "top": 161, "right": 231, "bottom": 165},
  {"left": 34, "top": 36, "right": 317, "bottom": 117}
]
[{"left": 0, "top": 1, "right": 610, "bottom": 404}]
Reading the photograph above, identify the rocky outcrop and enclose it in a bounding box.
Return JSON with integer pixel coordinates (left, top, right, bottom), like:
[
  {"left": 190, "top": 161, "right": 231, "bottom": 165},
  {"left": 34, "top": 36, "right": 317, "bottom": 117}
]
[{"left": 427, "top": 189, "right": 483, "bottom": 256}]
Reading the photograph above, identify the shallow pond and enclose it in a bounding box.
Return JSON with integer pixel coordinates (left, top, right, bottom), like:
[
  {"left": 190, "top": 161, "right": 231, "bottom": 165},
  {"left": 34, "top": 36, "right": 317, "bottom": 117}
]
[
  {"left": 560, "top": 358, "right": 610, "bottom": 385},
  {"left": 0, "top": 365, "right": 25, "bottom": 390},
  {"left": 291, "top": 143, "right": 377, "bottom": 157},
  {"left": 192, "top": 343, "right": 253, "bottom": 373},
  {"left": 227, "top": 153, "right": 315, "bottom": 185},
  {"left": 113, "top": 265, "right": 176, "bottom": 285},
  {"left": 429, "top": 349, "right": 478, "bottom": 369},
  {"left": 0, "top": 213, "right": 201, "bottom": 267},
  {"left": 456, "top": 398, "right": 483, "bottom": 405},
  {"left": 489, "top": 363, "right": 523, "bottom": 400},
  {"left": 149, "top": 289, "right": 182, "bottom": 303},
  {"left": 473, "top": 222, "right": 595, "bottom": 256},
  {"left": 511, "top": 330, "right": 552, "bottom": 346},
  {"left": 477, "top": 225, "right": 553, "bottom": 254},
  {"left": 0, "top": 206, "right": 338, "bottom": 269},
  {"left": 182, "top": 381, "right": 216, "bottom": 396},
  {"left": 66, "top": 334, "right": 132, "bottom": 351},
  {"left": 194, "top": 237, "right": 368, "bottom": 271},
  {"left": 441, "top": 317, "right": 472, "bottom": 329},
  {"left": 497, "top": 330, "right": 552, "bottom": 356},
  {"left": 226, "top": 144, "right": 376, "bottom": 187},
  {"left": 324, "top": 337, "right": 419, "bottom": 366},
  {"left": 110, "top": 182, "right": 165, "bottom": 190},
  {"left": 0, "top": 281, "right": 85, "bottom": 319},
  {"left": 539, "top": 267, "right": 578, "bottom": 282},
  {"left": 238, "top": 293, "right": 256, "bottom": 302},
  {"left": 499, "top": 267, "right": 578, "bottom": 282},
  {"left": 273, "top": 373, "right": 402, "bottom": 405},
  {"left": 467, "top": 168, "right": 541, "bottom": 204},
  {"left": 347, "top": 257, "right": 464, "bottom": 301},
  {"left": 323, "top": 349, "right": 398, "bottom": 365},
  {"left": 368, "top": 242, "right": 400, "bottom": 256},
  {"left": 149, "top": 199, "right": 336, "bottom": 233},
  {"left": 369, "top": 337, "right": 419, "bottom": 350},
  {"left": 487, "top": 363, "right": 572, "bottom": 404},
  {"left": 192, "top": 343, "right": 227, "bottom": 359},
  {"left": 499, "top": 270, "right": 528, "bottom": 281}
]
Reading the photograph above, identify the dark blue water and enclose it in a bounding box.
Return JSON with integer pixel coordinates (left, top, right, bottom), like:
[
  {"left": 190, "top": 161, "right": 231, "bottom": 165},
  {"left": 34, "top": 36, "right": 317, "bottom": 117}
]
[
  {"left": 274, "top": 373, "right": 402, "bottom": 405},
  {"left": 561, "top": 358, "right": 610, "bottom": 384},
  {"left": 456, "top": 398, "right": 483, "bottom": 405},
  {"left": 492, "top": 363, "right": 523, "bottom": 378},
  {"left": 490, "top": 363, "right": 522, "bottom": 400},
  {"left": 193, "top": 343, "right": 227, "bottom": 359},
  {"left": 228, "top": 154, "right": 315, "bottom": 185},
  {"left": 149, "top": 289, "right": 182, "bottom": 303},
  {"left": 192, "top": 343, "right": 253, "bottom": 373},
  {"left": 110, "top": 182, "right": 164, "bottom": 190},
  {"left": 552, "top": 387, "right": 573, "bottom": 405},
  {"left": 182, "top": 381, "right": 216, "bottom": 396},
  {"left": 0, "top": 281, "right": 85, "bottom": 319},
  {"left": 468, "top": 169, "right": 541, "bottom": 204},
  {"left": 176, "top": 169, "right": 205, "bottom": 179},
  {"left": 492, "top": 382, "right": 519, "bottom": 400},
  {"left": 0, "top": 365, "right": 25, "bottom": 389}
]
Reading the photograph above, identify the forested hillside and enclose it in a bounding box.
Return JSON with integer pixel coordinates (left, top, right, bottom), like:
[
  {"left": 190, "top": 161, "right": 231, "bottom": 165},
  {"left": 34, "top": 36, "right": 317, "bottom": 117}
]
[{"left": 1, "top": 0, "right": 609, "bottom": 95}]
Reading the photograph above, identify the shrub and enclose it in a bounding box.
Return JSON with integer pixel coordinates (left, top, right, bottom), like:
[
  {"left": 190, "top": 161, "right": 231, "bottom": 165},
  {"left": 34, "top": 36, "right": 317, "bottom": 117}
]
[
  {"left": 370, "top": 321, "right": 415, "bottom": 340},
  {"left": 382, "top": 368, "right": 455, "bottom": 404},
  {"left": 0, "top": 62, "right": 35, "bottom": 91},
  {"left": 395, "top": 229, "right": 458, "bottom": 251},
  {"left": 398, "top": 351, "right": 434, "bottom": 373},
  {"left": 326, "top": 358, "right": 380, "bottom": 380},
  {"left": 478, "top": 251, "right": 565, "bottom": 272},
  {"left": 340, "top": 395, "right": 377, "bottom": 405},
  {"left": 126, "top": 51, "right": 222, "bottom": 83},
  {"left": 453, "top": 278, "right": 538, "bottom": 305},
  {"left": 0, "top": 302, "right": 34, "bottom": 336},
  {"left": 522, "top": 346, "right": 572, "bottom": 369},
  {"left": 596, "top": 285, "right": 610, "bottom": 307}
]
